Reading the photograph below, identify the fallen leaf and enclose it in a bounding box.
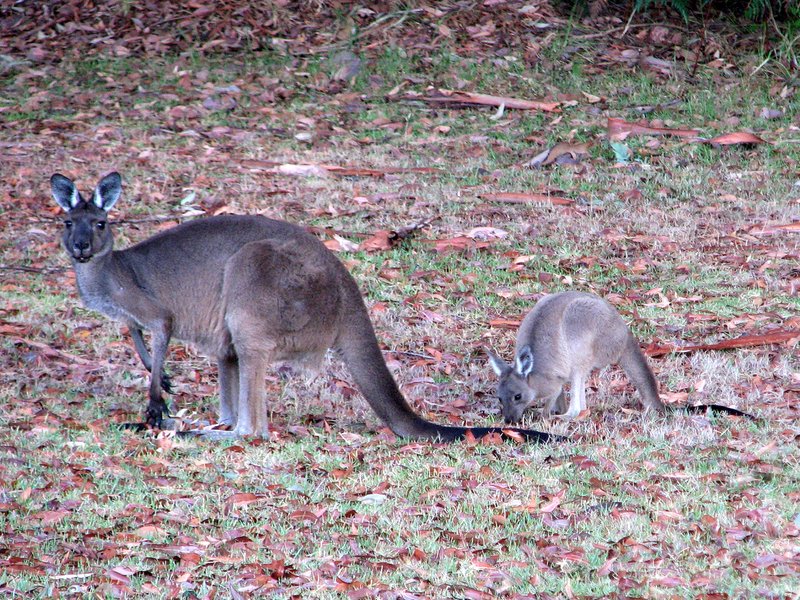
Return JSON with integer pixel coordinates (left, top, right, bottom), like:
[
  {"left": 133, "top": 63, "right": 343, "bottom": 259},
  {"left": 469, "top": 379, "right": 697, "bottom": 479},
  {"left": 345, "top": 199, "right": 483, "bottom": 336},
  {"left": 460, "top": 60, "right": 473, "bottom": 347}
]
[
  {"left": 645, "top": 329, "right": 800, "bottom": 357},
  {"left": 330, "top": 234, "right": 360, "bottom": 252},
  {"left": 610, "top": 141, "right": 632, "bottom": 163},
  {"left": 540, "top": 489, "right": 566, "bottom": 513},
  {"left": 488, "top": 318, "right": 522, "bottom": 329},
  {"left": 225, "top": 492, "right": 266, "bottom": 507},
  {"left": 480, "top": 192, "right": 574, "bottom": 205},
  {"left": 106, "top": 565, "right": 137, "bottom": 585},
  {"left": 359, "top": 230, "right": 397, "bottom": 252},
  {"left": 701, "top": 132, "right": 769, "bottom": 146},
  {"left": 34, "top": 510, "right": 69, "bottom": 525},
  {"left": 422, "top": 89, "right": 560, "bottom": 112},
  {"left": 277, "top": 164, "right": 331, "bottom": 178},
  {"left": 747, "top": 221, "right": 800, "bottom": 235},
  {"left": 359, "top": 493, "right": 388, "bottom": 506},
  {"left": 528, "top": 141, "right": 591, "bottom": 167},
  {"left": 248, "top": 161, "right": 439, "bottom": 178},
  {"left": 466, "top": 226, "right": 508, "bottom": 241},
  {"left": 430, "top": 236, "right": 491, "bottom": 253},
  {"left": 607, "top": 117, "right": 700, "bottom": 141}
]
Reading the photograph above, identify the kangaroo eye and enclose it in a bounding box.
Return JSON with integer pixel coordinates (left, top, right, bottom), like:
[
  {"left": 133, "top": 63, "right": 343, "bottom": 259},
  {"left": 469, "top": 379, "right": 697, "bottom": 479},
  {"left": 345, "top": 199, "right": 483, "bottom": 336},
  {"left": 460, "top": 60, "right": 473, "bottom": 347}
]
[
  {"left": 514, "top": 393, "right": 522, "bottom": 402},
  {"left": 96, "top": 221, "right": 106, "bottom": 230},
  {"left": 64, "top": 220, "right": 73, "bottom": 228}
]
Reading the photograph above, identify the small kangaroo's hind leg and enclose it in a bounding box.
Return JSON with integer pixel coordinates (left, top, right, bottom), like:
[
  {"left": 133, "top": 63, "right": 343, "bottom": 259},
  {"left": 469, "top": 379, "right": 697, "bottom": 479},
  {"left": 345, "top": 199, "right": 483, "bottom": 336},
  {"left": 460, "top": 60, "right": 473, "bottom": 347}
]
[
  {"left": 561, "top": 372, "right": 586, "bottom": 420},
  {"left": 542, "top": 389, "right": 566, "bottom": 418}
]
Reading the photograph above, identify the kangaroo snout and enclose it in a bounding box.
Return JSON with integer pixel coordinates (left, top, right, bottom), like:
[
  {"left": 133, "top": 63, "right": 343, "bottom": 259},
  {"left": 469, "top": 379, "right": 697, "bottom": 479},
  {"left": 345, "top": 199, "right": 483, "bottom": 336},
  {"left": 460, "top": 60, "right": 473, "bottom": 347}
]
[
  {"left": 72, "top": 240, "right": 93, "bottom": 262},
  {"left": 503, "top": 407, "right": 523, "bottom": 424}
]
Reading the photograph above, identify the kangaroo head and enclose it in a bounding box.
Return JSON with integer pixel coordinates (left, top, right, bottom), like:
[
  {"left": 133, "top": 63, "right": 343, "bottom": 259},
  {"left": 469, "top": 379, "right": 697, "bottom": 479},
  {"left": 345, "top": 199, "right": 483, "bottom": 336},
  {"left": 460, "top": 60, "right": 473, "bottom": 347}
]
[
  {"left": 487, "top": 346, "right": 537, "bottom": 424},
  {"left": 51, "top": 172, "right": 121, "bottom": 263}
]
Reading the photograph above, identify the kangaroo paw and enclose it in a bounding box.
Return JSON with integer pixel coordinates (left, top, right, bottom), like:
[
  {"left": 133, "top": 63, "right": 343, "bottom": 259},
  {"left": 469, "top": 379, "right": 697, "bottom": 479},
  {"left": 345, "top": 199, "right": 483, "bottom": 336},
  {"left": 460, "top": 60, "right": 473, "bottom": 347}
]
[
  {"left": 145, "top": 398, "right": 169, "bottom": 428},
  {"left": 160, "top": 372, "right": 173, "bottom": 394}
]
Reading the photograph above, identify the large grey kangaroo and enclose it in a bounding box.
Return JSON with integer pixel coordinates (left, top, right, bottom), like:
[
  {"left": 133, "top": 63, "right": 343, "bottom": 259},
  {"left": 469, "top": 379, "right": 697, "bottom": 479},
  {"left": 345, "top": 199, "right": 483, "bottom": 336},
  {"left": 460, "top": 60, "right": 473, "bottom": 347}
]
[
  {"left": 51, "top": 172, "right": 560, "bottom": 442},
  {"left": 487, "top": 291, "right": 754, "bottom": 423}
]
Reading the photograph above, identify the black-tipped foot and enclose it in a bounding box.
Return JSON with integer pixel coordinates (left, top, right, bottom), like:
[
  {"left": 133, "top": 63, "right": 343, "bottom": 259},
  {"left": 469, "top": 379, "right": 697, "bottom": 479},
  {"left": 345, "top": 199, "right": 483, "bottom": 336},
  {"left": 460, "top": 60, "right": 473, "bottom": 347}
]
[{"left": 145, "top": 398, "right": 169, "bottom": 428}]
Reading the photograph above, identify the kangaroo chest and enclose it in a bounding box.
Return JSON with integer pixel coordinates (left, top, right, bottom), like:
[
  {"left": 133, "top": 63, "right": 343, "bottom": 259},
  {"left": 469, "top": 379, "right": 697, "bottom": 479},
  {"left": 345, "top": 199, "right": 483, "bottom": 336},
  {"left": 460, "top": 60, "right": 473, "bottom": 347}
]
[{"left": 74, "top": 263, "right": 142, "bottom": 325}]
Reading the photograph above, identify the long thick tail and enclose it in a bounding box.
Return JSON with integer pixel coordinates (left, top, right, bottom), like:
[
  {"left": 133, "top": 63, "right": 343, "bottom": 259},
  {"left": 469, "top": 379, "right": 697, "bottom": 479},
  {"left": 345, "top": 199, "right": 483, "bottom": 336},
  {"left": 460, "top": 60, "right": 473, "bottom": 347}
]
[
  {"left": 618, "top": 334, "right": 665, "bottom": 413},
  {"left": 336, "top": 288, "right": 563, "bottom": 443},
  {"left": 672, "top": 404, "right": 758, "bottom": 420}
]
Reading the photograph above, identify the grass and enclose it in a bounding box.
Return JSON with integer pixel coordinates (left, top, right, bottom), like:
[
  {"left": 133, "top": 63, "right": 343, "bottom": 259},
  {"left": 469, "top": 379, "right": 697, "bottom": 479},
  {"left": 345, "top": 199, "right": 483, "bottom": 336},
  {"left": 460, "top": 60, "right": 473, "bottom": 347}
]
[{"left": 0, "top": 26, "right": 798, "bottom": 599}]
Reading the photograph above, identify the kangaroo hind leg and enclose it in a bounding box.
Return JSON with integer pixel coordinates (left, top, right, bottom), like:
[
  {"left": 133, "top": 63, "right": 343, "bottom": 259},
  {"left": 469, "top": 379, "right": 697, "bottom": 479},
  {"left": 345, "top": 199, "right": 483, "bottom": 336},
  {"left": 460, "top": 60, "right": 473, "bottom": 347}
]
[
  {"left": 542, "top": 389, "right": 566, "bottom": 418},
  {"left": 233, "top": 353, "right": 270, "bottom": 438},
  {"left": 217, "top": 352, "right": 240, "bottom": 426},
  {"left": 561, "top": 372, "right": 586, "bottom": 420}
]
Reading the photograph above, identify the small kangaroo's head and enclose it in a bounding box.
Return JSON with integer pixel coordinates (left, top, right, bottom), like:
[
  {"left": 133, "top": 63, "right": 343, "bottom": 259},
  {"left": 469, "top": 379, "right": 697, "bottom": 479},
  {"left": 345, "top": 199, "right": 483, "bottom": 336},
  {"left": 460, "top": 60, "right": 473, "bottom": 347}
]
[
  {"left": 51, "top": 172, "right": 121, "bottom": 264},
  {"left": 487, "top": 346, "right": 536, "bottom": 424}
]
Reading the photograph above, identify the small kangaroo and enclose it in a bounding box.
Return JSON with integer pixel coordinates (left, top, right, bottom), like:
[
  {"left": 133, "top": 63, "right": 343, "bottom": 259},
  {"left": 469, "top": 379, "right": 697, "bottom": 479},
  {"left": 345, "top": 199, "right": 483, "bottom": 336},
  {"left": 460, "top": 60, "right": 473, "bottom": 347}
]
[
  {"left": 488, "top": 291, "right": 754, "bottom": 423},
  {"left": 51, "top": 172, "right": 560, "bottom": 442}
]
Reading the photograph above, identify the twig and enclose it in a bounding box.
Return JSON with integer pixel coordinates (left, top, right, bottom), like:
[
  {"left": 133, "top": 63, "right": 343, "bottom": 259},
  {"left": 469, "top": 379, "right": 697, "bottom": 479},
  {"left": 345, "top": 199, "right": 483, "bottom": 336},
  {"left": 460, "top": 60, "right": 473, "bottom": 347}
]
[
  {"left": 768, "top": 3, "right": 799, "bottom": 71},
  {"left": 574, "top": 22, "right": 688, "bottom": 40},
  {"left": 304, "top": 9, "right": 425, "bottom": 55},
  {"left": 621, "top": 7, "right": 637, "bottom": 37},
  {"left": 13, "top": 337, "right": 118, "bottom": 369},
  {"left": 391, "top": 350, "right": 437, "bottom": 361},
  {"left": 0, "top": 265, "right": 66, "bottom": 275}
]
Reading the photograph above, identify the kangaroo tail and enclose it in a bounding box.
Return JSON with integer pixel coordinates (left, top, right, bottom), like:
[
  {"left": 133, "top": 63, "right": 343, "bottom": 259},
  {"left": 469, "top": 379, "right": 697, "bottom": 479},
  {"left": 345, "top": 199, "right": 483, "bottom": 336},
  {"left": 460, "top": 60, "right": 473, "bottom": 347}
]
[
  {"left": 618, "top": 334, "right": 665, "bottom": 413},
  {"left": 337, "top": 289, "right": 563, "bottom": 443},
  {"left": 672, "top": 404, "right": 758, "bottom": 421}
]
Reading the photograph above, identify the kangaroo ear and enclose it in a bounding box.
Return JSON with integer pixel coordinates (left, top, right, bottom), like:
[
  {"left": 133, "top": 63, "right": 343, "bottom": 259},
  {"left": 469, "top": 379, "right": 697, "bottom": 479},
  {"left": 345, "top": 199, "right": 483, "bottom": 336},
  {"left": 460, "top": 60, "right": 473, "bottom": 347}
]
[
  {"left": 515, "top": 345, "right": 534, "bottom": 377},
  {"left": 93, "top": 172, "right": 122, "bottom": 211},
  {"left": 51, "top": 173, "right": 80, "bottom": 211},
  {"left": 486, "top": 348, "right": 511, "bottom": 377}
]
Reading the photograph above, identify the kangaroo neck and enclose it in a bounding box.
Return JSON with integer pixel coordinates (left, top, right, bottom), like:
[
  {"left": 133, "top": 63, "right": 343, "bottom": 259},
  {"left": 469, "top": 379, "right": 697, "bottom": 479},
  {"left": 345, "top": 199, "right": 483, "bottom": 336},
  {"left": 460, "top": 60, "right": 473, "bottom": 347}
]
[{"left": 72, "top": 249, "right": 127, "bottom": 317}]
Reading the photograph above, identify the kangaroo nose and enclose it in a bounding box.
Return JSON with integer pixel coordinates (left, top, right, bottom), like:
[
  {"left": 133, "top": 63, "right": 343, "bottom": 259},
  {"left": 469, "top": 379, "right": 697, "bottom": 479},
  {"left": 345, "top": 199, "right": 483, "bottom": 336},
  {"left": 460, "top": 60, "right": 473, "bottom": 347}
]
[{"left": 74, "top": 240, "right": 90, "bottom": 252}]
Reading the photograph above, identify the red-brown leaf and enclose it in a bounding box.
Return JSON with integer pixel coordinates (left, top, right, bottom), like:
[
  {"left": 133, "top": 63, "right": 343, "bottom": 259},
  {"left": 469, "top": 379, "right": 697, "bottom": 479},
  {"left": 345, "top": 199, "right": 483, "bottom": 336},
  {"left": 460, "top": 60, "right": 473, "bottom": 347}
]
[
  {"left": 645, "top": 329, "right": 800, "bottom": 357},
  {"left": 480, "top": 192, "right": 574, "bottom": 205},
  {"left": 703, "top": 132, "right": 768, "bottom": 146},
  {"left": 607, "top": 117, "right": 700, "bottom": 141},
  {"left": 424, "top": 89, "right": 560, "bottom": 112}
]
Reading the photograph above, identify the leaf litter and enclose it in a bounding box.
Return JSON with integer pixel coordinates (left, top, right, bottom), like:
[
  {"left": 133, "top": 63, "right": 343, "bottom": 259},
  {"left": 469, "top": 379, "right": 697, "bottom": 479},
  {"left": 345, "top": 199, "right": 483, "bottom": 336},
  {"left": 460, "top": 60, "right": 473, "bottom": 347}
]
[{"left": 0, "top": 2, "right": 799, "bottom": 599}]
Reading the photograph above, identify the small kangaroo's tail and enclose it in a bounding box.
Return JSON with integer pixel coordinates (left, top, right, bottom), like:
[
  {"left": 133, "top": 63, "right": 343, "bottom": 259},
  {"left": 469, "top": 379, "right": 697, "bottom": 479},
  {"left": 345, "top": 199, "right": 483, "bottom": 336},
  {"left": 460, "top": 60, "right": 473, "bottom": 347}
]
[
  {"left": 619, "top": 335, "right": 757, "bottom": 420},
  {"left": 618, "top": 334, "right": 665, "bottom": 413},
  {"left": 672, "top": 404, "right": 758, "bottom": 420},
  {"left": 337, "top": 287, "right": 563, "bottom": 444}
]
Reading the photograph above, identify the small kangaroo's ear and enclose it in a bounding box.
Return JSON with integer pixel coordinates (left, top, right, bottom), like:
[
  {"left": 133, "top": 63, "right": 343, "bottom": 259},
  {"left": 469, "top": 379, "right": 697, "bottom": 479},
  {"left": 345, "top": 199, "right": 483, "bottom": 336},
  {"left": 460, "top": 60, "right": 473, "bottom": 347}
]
[
  {"left": 486, "top": 348, "right": 511, "bottom": 377},
  {"left": 93, "top": 172, "right": 122, "bottom": 211},
  {"left": 50, "top": 173, "right": 79, "bottom": 211},
  {"left": 515, "top": 345, "right": 534, "bottom": 377}
]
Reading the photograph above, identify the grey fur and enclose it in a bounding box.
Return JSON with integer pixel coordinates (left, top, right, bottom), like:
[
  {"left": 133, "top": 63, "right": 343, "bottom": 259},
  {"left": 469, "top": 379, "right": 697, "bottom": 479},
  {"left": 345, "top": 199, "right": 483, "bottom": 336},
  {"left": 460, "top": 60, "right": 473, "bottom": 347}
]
[
  {"left": 51, "top": 172, "right": 559, "bottom": 443},
  {"left": 489, "top": 291, "right": 664, "bottom": 423}
]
